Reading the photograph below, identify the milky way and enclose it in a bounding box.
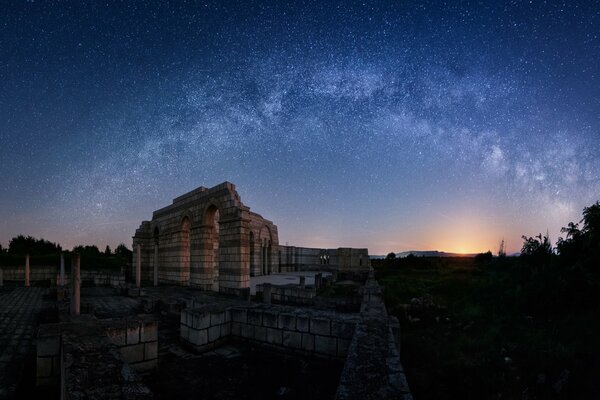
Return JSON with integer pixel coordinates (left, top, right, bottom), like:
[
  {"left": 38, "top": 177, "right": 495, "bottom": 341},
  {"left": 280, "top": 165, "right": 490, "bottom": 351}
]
[{"left": 1, "top": 1, "right": 599, "bottom": 254}]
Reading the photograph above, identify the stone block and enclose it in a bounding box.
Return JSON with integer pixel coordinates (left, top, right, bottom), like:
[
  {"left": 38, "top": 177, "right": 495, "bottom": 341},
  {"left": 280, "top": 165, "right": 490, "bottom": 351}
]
[
  {"left": 126, "top": 324, "right": 140, "bottom": 345},
  {"left": 193, "top": 313, "right": 211, "bottom": 330},
  {"left": 296, "top": 315, "right": 309, "bottom": 332},
  {"left": 121, "top": 343, "right": 145, "bottom": 364},
  {"left": 282, "top": 331, "right": 302, "bottom": 349},
  {"left": 241, "top": 323, "right": 254, "bottom": 339},
  {"left": 254, "top": 326, "right": 267, "bottom": 342},
  {"left": 278, "top": 313, "right": 296, "bottom": 330},
  {"left": 247, "top": 309, "right": 263, "bottom": 325},
  {"left": 266, "top": 328, "right": 282, "bottom": 345},
  {"left": 262, "top": 310, "right": 278, "bottom": 328},
  {"left": 315, "top": 335, "right": 337, "bottom": 356},
  {"left": 221, "top": 322, "right": 232, "bottom": 336},
  {"left": 210, "top": 311, "right": 225, "bottom": 325},
  {"left": 231, "top": 322, "right": 242, "bottom": 337},
  {"left": 144, "top": 342, "right": 157, "bottom": 360},
  {"left": 310, "top": 317, "right": 331, "bottom": 336},
  {"left": 208, "top": 326, "right": 221, "bottom": 342},
  {"left": 301, "top": 333, "right": 315, "bottom": 352},
  {"left": 37, "top": 334, "right": 61, "bottom": 357},
  {"left": 141, "top": 321, "right": 158, "bottom": 342}
]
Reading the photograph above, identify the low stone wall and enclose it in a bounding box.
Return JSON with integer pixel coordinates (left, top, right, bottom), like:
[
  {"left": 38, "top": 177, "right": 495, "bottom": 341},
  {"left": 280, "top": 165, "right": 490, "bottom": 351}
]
[
  {"left": 255, "top": 284, "right": 316, "bottom": 305},
  {"left": 105, "top": 317, "right": 158, "bottom": 373},
  {"left": 180, "top": 304, "right": 358, "bottom": 358},
  {"left": 0, "top": 265, "right": 125, "bottom": 287},
  {"left": 37, "top": 315, "right": 156, "bottom": 399}
]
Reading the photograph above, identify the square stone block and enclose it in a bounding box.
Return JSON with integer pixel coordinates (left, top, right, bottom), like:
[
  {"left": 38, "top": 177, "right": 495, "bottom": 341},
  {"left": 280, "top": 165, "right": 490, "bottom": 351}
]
[
  {"left": 208, "top": 326, "right": 221, "bottom": 342},
  {"left": 262, "top": 310, "right": 278, "bottom": 328},
  {"left": 131, "top": 359, "right": 157, "bottom": 373},
  {"left": 315, "top": 335, "right": 337, "bottom": 356},
  {"left": 301, "top": 333, "right": 315, "bottom": 352},
  {"left": 144, "top": 342, "right": 158, "bottom": 360},
  {"left": 36, "top": 357, "right": 53, "bottom": 378},
  {"left": 296, "top": 315, "right": 309, "bottom": 332},
  {"left": 278, "top": 313, "right": 296, "bottom": 330},
  {"left": 193, "top": 313, "right": 211, "bottom": 330},
  {"left": 231, "top": 322, "right": 242, "bottom": 337},
  {"left": 121, "top": 343, "right": 145, "bottom": 364},
  {"left": 241, "top": 323, "right": 254, "bottom": 339},
  {"left": 210, "top": 311, "right": 225, "bottom": 325},
  {"left": 310, "top": 318, "right": 331, "bottom": 336},
  {"left": 220, "top": 322, "right": 231, "bottom": 337},
  {"left": 247, "top": 309, "right": 263, "bottom": 326},
  {"left": 266, "top": 328, "right": 282, "bottom": 345},
  {"left": 126, "top": 325, "right": 140, "bottom": 345},
  {"left": 282, "top": 331, "right": 302, "bottom": 349},
  {"left": 254, "top": 326, "right": 267, "bottom": 342},
  {"left": 141, "top": 321, "right": 158, "bottom": 342}
]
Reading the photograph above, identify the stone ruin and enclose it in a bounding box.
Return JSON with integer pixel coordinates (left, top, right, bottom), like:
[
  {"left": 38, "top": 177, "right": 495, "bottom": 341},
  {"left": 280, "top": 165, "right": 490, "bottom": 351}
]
[
  {"left": 0, "top": 182, "right": 411, "bottom": 400},
  {"left": 132, "top": 182, "right": 371, "bottom": 293}
]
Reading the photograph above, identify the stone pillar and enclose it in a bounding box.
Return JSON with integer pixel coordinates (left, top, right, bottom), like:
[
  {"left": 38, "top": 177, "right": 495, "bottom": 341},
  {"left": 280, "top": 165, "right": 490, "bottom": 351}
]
[
  {"left": 299, "top": 276, "right": 306, "bottom": 289},
  {"left": 315, "top": 273, "right": 322, "bottom": 289},
  {"left": 263, "top": 283, "right": 272, "bottom": 304},
  {"left": 0, "top": 266, "right": 3, "bottom": 287},
  {"left": 332, "top": 270, "right": 338, "bottom": 283},
  {"left": 25, "top": 254, "right": 30, "bottom": 287},
  {"left": 136, "top": 244, "right": 141, "bottom": 288},
  {"left": 71, "top": 253, "right": 80, "bottom": 316},
  {"left": 60, "top": 253, "right": 65, "bottom": 286},
  {"left": 153, "top": 244, "right": 159, "bottom": 287}
]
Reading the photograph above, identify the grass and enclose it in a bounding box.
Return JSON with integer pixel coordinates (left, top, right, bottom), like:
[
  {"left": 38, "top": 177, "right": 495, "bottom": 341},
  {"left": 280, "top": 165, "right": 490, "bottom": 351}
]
[{"left": 373, "top": 257, "right": 600, "bottom": 399}]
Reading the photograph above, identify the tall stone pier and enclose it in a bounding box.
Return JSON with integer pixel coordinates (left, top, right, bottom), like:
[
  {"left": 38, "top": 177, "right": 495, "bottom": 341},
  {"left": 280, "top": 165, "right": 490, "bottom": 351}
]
[
  {"left": 25, "top": 254, "right": 30, "bottom": 287},
  {"left": 71, "top": 253, "right": 80, "bottom": 316},
  {"left": 60, "top": 252, "right": 65, "bottom": 286},
  {"left": 135, "top": 244, "right": 141, "bottom": 288}
]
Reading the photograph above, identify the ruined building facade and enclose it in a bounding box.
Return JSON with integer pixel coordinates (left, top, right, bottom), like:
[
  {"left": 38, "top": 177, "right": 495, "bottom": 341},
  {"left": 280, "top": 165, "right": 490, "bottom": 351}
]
[{"left": 132, "top": 182, "right": 370, "bottom": 293}]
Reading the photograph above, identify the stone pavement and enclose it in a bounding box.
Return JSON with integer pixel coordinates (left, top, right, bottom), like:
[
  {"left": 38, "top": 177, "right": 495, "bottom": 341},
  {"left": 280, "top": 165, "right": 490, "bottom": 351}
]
[{"left": 0, "top": 287, "right": 51, "bottom": 399}]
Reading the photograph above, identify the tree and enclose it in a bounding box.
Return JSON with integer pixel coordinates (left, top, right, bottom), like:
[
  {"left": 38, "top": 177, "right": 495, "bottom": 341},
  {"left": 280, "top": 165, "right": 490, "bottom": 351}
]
[
  {"left": 8, "top": 235, "right": 62, "bottom": 255},
  {"left": 386, "top": 252, "right": 396, "bottom": 261},
  {"left": 115, "top": 244, "right": 132, "bottom": 259},
  {"left": 475, "top": 251, "right": 493, "bottom": 264},
  {"left": 104, "top": 245, "right": 112, "bottom": 256}
]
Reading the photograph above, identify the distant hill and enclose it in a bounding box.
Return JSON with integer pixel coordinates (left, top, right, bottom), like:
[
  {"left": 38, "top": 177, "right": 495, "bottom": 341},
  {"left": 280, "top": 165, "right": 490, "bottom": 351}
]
[{"left": 370, "top": 250, "right": 478, "bottom": 259}]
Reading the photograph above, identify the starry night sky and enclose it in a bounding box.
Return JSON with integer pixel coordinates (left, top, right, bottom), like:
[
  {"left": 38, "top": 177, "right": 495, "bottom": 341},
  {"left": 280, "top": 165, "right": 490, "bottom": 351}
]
[{"left": 1, "top": 1, "right": 599, "bottom": 255}]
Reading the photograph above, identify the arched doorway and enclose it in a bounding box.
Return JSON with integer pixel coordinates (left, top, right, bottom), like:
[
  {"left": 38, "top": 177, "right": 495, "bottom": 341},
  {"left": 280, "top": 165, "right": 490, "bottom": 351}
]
[
  {"left": 181, "top": 217, "right": 191, "bottom": 286},
  {"left": 259, "top": 226, "right": 272, "bottom": 275}
]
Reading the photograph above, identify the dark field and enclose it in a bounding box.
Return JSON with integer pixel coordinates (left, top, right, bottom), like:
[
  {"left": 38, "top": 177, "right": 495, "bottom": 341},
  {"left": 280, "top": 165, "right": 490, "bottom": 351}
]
[{"left": 373, "top": 256, "right": 600, "bottom": 400}]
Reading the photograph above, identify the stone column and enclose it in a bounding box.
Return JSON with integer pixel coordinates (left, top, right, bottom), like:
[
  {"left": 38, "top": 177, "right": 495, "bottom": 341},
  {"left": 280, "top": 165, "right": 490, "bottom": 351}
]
[
  {"left": 153, "top": 244, "right": 159, "bottom": 287},
  {"left": 60, "top": 252, "right": 65, "bottom": 286},
  {"left": 136, "top": 244, "right": 141, "bottom": 288},
  {"left": 25, "top": 254, "right": 30, "bottom": 287},
  {"left": 0, "top": 266, "right": 3, "bottom": 287},
  {"left": 263, "top": 283, "right": 272, "bottom": 304},
  {"left": 315, "top": 273, "right": 322, "bottom": 290},
  {"left": 71, "top": 253, "right": 80, "bottom": 316},
  {"left": 299, "top": 276, "right": 306, "bottom": 289}
]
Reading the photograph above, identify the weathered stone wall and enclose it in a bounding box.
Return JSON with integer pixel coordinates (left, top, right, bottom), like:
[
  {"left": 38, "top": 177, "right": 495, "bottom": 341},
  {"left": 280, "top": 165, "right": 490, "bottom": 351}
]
[
  {"left": 255, "top": 283, "right": 317, "bottom": 305},
  {"left": 105, "top": 317, "right": 158, "bottom": 373},
  {"left": 279, "top": 246, "right": 371, "bottom": 273},
  {"left": 180, "top": 303, "right": 358, "bottom": 358},
  {"left": 0, "top": 265, "right": 125, "bottom": 287}
]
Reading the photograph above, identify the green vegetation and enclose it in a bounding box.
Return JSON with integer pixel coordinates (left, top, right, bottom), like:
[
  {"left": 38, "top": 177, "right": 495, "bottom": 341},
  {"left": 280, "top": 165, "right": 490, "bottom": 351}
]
[
  {"left": 374, "top": 202, "right": 600, "bottom": 399},
  {"left": 0, "top": 235, "right": 132, "bottom": 270}
]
